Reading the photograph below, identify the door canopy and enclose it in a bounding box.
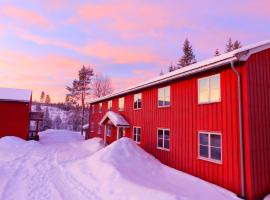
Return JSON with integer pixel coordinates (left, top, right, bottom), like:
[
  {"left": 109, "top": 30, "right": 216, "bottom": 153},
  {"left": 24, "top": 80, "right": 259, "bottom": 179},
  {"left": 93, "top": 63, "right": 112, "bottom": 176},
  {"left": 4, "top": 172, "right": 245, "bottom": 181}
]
[{"left": 99, "top": 111, "right": 130, "bottom": 127}]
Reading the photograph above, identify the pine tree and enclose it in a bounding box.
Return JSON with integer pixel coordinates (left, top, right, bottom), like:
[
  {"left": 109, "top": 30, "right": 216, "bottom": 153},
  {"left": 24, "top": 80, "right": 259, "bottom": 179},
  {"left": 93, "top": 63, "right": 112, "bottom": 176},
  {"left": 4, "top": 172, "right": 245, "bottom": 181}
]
[
  {"left": 159, "top": 69, "right": 164, "bottom": 76},
  {"left": 226, "top": 37, "right": 234, "bottom": 52},
  {"left": 168, "top": 63, "right": 176, "bottom": 72},
  {"left": 40, "top": 107, "right": 52, "bottom": 131},
  {"left": 40, "top": 91, "right": 45, "bottom": 103},
  {"left": 233, "top": 40, "right": 242, "bottom": 50},
  {"left": 45, "top": 95, "right": 51, "bottom": 104},
  {"left": 178, "top": 38, "right": 196, "bottom": 68},
  {"left": 66, "top": 65, "right": 94, "bottom": 135},
  {"left": 214, "top": 49, "right": 221, "bottom": 56},
  {"left": 53, "top": 115, "right": 62, "bottom": 129}
]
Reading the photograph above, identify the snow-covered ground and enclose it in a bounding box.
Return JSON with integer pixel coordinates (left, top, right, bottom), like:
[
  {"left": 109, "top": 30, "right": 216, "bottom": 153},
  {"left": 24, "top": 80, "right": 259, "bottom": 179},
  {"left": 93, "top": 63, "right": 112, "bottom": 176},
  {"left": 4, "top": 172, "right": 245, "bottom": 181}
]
[{"left": 0, "top": 130, "right": 241, "bottom": 200}]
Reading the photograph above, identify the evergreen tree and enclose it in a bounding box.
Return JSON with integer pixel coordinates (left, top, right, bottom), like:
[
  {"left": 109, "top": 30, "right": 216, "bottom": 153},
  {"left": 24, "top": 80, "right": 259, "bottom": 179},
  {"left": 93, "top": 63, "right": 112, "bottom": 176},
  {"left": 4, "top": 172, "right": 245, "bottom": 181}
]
[
  {"left": 40, "top": 91, "right": 45, "bottom": 103},
  {"left": 214, "top": 49, "right": 221, "bottom": 56},
  {"left": 178, "top": 38, "right": 196, "bottom": 68},
  {"left": 66, "top": 65, "right": 94, "bottom": 135},
  {"left": 45, "top": 95, "right": 51, "bottom": 104},
  {"left": 159, "top": 69, "right": 164, "bottom": 76},
  {"left": 226, "top": 37, "right": 234, "bottom": 52},
  {"left": 53, "top": 115, "right": 62, "bottom": 129},
  {"left": 40, "top": 107, "right": 52, "bottom": 131},
  {"left": 36, "top": 103, "right": 42, "bottom": 112},
  {"left": 168, "top": 63, "right": 176, "bottom": 72},
  {"left": 233, "top": 40, "right": 242, "bottom": 50}
]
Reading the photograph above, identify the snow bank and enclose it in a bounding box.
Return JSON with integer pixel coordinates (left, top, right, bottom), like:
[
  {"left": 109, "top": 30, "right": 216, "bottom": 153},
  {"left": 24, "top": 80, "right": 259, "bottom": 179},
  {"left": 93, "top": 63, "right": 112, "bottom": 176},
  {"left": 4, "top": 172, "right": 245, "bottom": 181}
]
[{"left": 66, "top": 137, "right": 240, "bottom": 200}]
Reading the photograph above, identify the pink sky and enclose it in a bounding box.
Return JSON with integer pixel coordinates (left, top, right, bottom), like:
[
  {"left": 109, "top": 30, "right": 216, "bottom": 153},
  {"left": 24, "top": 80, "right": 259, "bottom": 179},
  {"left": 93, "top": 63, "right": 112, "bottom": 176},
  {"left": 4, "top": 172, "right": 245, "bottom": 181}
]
[{"left": 0, "top": 0, "right": 269, "bottom": 102}]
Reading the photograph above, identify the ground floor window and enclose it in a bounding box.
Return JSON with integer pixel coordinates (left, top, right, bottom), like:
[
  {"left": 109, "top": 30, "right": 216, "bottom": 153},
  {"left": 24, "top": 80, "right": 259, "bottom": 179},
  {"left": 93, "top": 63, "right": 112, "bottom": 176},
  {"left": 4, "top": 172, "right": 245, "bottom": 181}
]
[
  {"left": 157, "top": 129, "right": 170, "bottom": 150},
  {"left": 198, "top": 131, "right": 222, "bottom": 163},
  {"left": 133, "top": 127, "right": 141, "bottom": 143},
  {"left": 98, "top": 125, "right": 102, "bottom": 135},
  {"left": 106, "top": 125, "right": 112, "bottom": 137}
]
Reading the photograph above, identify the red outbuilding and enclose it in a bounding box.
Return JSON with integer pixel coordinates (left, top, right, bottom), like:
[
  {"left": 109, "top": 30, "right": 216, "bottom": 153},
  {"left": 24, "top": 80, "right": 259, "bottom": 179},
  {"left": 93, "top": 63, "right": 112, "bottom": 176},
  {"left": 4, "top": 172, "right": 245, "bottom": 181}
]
[
  {"left": 89, "top": 40, "right": 270, "bottom": 200},
  {"left": 0, "top": 87, "right": 32, "bottom": 140}
]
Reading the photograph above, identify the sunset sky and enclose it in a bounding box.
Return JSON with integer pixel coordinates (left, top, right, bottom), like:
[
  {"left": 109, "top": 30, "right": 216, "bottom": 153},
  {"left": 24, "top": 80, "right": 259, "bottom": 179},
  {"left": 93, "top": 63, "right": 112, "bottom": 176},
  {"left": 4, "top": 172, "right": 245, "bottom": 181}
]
[{"left": 0, "top": 0, "right": 269, "bottom": 102}]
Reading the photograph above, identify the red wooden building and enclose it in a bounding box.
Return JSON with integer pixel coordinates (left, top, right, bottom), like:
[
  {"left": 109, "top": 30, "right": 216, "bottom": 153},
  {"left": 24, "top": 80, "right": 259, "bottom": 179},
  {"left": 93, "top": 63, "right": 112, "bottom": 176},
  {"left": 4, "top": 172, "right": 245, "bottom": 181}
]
[
  {"left": 89, "top": 41, "right": 270, "bottom": 200},
  {"left": 0, "top": 87, "right": 32, "bottom": 140}
]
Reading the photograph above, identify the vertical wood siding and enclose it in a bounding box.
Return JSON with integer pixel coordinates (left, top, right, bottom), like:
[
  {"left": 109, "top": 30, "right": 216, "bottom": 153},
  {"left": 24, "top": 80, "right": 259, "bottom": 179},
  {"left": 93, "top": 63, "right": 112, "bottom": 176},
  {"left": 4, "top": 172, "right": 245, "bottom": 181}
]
[
  {"left": 90, "top": 65, "right": 246, "bottom": 196},
  {"left": 0, "top": 101, "right": 30, "bottom": 140},
  {"left": 246, "top": 49, "right": 270, "bottom": 200}
]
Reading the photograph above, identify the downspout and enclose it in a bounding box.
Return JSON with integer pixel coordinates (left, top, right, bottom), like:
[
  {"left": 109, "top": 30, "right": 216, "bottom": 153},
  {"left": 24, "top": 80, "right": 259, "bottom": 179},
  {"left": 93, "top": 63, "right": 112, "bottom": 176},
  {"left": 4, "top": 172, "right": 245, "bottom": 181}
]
[{"left": 230, "top": 60, "right": 246, "bottom": 198}]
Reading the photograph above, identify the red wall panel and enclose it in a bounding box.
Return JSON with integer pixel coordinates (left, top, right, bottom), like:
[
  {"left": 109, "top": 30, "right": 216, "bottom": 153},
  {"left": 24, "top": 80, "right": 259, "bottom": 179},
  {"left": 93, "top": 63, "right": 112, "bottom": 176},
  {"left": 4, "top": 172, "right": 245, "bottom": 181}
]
[{"left": 0, "top": 101, "right": 30, "bottom": 140}]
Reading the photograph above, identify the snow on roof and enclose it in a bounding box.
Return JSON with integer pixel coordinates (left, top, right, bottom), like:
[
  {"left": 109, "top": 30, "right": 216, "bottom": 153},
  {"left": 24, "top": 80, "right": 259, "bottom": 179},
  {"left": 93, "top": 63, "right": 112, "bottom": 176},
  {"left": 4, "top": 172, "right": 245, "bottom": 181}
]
[
  {"left": 90, "top": 40, "right": 270, "bottom": 104},
  {"left": 0, "top": 87, "right": 32, "bottom": 102},
  {"left": 83, "top": 124, "right": 89, "bottom": 129},
  {"left": 99, "top": 111, "right": 130, "bottom": 127}
]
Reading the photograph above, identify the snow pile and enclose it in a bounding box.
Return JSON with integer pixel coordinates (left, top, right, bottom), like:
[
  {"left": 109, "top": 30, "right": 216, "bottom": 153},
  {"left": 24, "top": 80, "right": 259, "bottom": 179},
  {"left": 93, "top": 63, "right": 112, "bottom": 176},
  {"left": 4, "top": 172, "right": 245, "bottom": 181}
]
[{"left": 66, "top": 137, "right": 240, "bottom": 200}]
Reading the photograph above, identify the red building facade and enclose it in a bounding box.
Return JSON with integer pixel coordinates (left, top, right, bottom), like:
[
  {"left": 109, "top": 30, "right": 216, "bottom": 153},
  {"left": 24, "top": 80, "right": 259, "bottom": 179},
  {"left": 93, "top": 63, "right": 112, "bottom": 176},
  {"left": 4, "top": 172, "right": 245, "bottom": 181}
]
[
  {"left": 0, "top": 88, "right": 32, "bottom": 140},
  {"left": 89, "top": 41, "right": 270, "bottom": 200}
]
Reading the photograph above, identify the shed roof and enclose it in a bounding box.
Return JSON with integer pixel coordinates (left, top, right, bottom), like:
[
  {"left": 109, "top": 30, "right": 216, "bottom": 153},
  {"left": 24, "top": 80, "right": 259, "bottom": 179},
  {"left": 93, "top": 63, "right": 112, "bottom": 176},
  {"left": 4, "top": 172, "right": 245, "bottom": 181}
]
[
  {"left": 99, "top": 111, "right": 130, "bottom": 127},
  {"left": 0, "top": 87, "right": 32, "bottom": 102},
  {"left": 90, "top": 40, "right": 270, "bottom": 104}
]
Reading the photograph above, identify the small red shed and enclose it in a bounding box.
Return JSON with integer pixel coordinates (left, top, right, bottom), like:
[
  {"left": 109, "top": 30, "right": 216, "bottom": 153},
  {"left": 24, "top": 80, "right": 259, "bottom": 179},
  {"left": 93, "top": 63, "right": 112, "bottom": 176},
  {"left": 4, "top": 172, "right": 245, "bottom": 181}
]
[
  {"left": 89, "top": 40, "right": 270, "bottom": 200},
  {"left": 0, "top": 87, "right": 32, "bottom": 140}
]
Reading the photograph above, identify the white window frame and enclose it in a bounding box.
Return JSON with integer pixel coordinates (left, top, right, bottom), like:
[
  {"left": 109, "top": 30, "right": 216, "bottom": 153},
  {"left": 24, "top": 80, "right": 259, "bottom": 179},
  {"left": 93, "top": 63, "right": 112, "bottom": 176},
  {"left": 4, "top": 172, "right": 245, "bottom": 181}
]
[
  {"left": 118, "top": 97, "right": 125, "bottom": 111},
  {"left": 158, "top": 86, "right": 170, "bottom": 108},
  {"left": 90, "top": 122, "right": 94, "bottom": 132},
  {"left": 108, "top": 100, "right": 112, "bottom": 111},
  {"left": 133, "top": 126, "right": 141, "bottom": 144},
  {"left": 133, "top": 93, "right": 142, "bottom": 110},
  {"left": 198, "top": 131, "right": 222, "bottom": 164},
  {"left": 99, "top": 103, "right": 102, "bottom": 113},
  {"left": 157, "top": 128, "right": 170, "bottom": 151},
  {"left": 198, "top": 74, "right": 221, "bottom": 104},
  {"left": 98, "top": 125, "right": 102, "bottom": 135}
]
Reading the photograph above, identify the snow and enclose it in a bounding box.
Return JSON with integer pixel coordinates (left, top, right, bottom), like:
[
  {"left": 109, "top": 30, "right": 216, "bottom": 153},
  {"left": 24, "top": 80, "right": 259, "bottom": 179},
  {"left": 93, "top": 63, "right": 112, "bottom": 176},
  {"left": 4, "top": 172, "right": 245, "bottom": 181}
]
[
  {"left": 99, "top": 111, "right": 130, "bottom": 127},
  {"left": 264, "top": 194, "right": 270, "bottom": 200},
  {"left": 0, "top": 130, "right": 240, "bottom": 200},
  {"left": 90, "top": 40, "right": 270, "bottom": 104},
  {"left": 0, "top": 87, "right": 31, "bottom": 102}
]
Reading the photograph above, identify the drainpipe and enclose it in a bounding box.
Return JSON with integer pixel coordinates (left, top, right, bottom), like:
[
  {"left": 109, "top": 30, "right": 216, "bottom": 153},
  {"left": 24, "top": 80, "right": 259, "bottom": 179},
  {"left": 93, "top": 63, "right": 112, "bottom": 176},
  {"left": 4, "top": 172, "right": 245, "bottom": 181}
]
[{"left": 230, "top": 60, "right": 246, "bottom": 198}]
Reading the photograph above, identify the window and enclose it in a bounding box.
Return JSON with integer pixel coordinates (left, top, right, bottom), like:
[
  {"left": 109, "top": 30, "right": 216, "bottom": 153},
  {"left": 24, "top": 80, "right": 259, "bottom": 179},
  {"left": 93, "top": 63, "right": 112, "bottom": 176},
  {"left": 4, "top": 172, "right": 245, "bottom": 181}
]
[
  {"left": 198, "top": 74, "right": 220, "bottom": 104},
  {"left": 92, "top": 105, "right": 95, "bottom": 114},
  {"left": 134, "top": 93, "right": 142, "bottom": 109},
  {"left": 158, "top": 86, "right": 170, "bottom": 107},
  {"left": 118, "top": 97, "right": 125, "bottom": 111},
  {"left": 106, "top": 125, "right": 112, "bottom": 137},
  {"left": 90, "top": 122, "right": 94, "bottom": 132},
  {"left": 157, "top": 129, "right": 170, "bottom": 150},
  {"left": 98, "top": 125, "right": 102, "bottom": 135},
  {"left": 99, "top": 103, "right": 102, "bottom": 113},
  {"left": 133, "top": 127, "right": 141, "bottom": 143},
  {"left": 108, "top": 100, "right": 112, "bottom": 111},
  {"left": 198, "top": 132, "right": 222, "bottom": 163}
]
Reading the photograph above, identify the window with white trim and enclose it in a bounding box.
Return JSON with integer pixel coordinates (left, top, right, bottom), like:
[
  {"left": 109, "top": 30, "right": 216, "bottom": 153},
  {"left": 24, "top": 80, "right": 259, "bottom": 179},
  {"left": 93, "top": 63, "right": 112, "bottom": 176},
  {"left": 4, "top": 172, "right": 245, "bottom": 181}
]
[
  {"left": 108, "top": 100, "right": 112, "bottom": 111},
  {"left": 158, "top": 86, "right": 170, "bottom": 107},
  {"left": 133, "top": 127, "right": 141, "bottom": 143},
  {"left": 106, "top": 125, "right": 112, "bottom": 137},
  {"left": 98, "top": 125, "right": 102, "bottom": 135},
  {"left": 92, "top": 105, "right": 95, "bottom": 114},
  {"left": 118, "top": 97, "right": 124, "bottom": 111},
  {"left": 199, "top": 132, "right": 222, "bottom": 162},
  {"left": 198, "top": 74, "right": 220, "bottom": 104},
  {"left": 157, "top": 129, "right": 170, "bottom": 150},
  {"left": 90, "top": 122, "right": 94, "bottom": 132},
  {"left": 99, "top": 103, "right": 102, "bottom": 113},
  {"left": 134, "top": 93, "right": 142, "bottom": 109}
]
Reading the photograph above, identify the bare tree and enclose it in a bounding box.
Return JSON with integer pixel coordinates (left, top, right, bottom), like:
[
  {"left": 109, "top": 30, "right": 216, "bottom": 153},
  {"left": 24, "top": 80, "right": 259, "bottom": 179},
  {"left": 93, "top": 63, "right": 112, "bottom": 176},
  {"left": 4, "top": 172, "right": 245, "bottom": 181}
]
[{"left": 92, "top": 73, "right": 114, "bottom": 98}]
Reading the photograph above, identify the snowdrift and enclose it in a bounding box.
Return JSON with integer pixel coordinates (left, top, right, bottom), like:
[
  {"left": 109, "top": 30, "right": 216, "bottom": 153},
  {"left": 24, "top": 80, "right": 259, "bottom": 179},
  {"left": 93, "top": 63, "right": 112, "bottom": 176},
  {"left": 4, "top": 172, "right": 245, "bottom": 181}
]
[{"left": 67, "top": 137, "right": 240, "bottom": 200}]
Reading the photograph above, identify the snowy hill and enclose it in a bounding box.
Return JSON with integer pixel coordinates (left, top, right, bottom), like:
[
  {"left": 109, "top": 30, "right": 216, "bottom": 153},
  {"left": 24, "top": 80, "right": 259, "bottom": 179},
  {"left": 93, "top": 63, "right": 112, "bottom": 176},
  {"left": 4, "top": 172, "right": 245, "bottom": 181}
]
[{"left": 0, "top": 130, "right": 242, "bottom": 200}]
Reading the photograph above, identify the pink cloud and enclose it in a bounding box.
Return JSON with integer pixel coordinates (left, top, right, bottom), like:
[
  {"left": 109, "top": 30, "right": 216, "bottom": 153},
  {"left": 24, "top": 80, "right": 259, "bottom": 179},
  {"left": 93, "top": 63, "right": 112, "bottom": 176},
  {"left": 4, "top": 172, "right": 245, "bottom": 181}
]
[{"left": 0, "top": 5, "right": 53, "bottom": 30}]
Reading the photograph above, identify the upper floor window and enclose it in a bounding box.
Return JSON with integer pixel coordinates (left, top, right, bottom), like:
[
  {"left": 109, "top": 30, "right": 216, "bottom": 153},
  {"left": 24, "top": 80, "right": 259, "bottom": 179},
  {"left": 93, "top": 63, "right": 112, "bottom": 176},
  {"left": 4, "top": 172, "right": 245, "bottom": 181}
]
[
  {"left": 133, "top": 127, "right": 141, "bottom": 143},
  {"left": 118, "top": 97, "right": 124, "bottom": 111},
  {"left": 108, "top": 100, "right": 112, "bottom": 111},
  {"left": 198, "top": 131, "right": 222, "bottom": 163},
  {"left": 198, "top": 74, "right": 220, "bottom": 104},
  {"left": 157, "top": 129, "right": 170, "bottom": 150},
  {"left": 92, "top": 105, "right": 95, "bottom": 114},
  {"left": 99, "top": 103, "right": 102, "bottom": 113},
  {"left": 90, "top": 122, "right": 94, "bottom": 132},
  {"left": 158, "top": 86, "right": 170, "bottom": 107},
  {"left": 134, "top": 93, "right": 142, "bottom": 109}
]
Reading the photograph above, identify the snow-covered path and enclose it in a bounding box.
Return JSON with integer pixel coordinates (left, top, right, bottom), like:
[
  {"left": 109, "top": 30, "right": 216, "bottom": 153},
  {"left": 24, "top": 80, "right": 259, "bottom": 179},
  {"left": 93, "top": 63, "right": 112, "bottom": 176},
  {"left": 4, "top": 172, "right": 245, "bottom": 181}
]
[{"left": 0, "top": 130, "right": 241, "bottom": 200}]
